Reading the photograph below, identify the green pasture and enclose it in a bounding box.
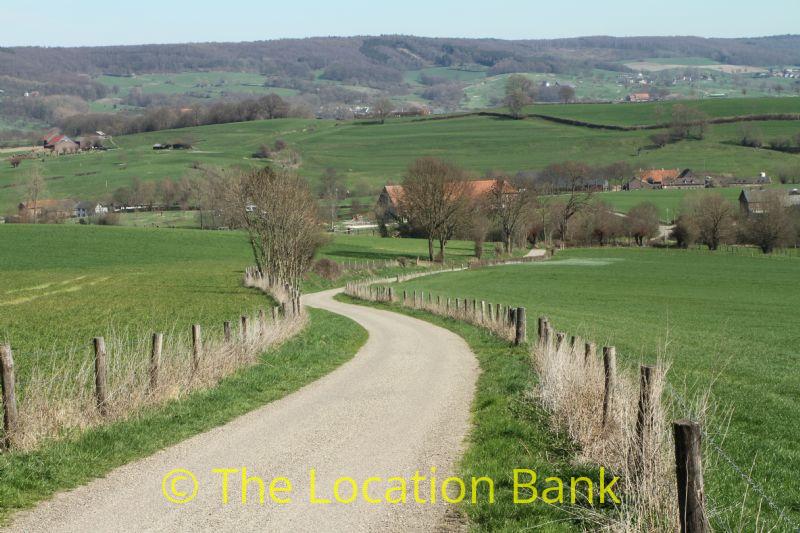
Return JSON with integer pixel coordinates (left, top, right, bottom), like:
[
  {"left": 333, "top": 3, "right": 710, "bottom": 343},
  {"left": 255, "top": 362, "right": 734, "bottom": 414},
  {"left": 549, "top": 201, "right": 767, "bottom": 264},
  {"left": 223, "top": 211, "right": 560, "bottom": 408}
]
[
  {"left": 392, "top": 247, "right": 800, "bottom": 529},
  {"left": 95, "top": 72, "right": 297, "bottom": 99}
]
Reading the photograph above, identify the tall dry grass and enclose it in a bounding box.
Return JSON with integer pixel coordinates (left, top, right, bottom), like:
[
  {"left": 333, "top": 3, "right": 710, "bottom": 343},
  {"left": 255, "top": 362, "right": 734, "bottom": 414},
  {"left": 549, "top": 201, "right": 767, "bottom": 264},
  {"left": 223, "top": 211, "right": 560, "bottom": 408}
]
[
  {"left": 7, "top": 287, "right": 305, "bottom": 451},
  {"left": 529, "top": 328, "right": 738, "bottom": 531}
]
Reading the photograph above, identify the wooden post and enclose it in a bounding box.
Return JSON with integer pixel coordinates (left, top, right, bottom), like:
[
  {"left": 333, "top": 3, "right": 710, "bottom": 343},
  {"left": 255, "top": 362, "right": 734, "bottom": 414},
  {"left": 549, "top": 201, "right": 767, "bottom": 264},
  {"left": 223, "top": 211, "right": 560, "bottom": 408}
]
[
  {"left": 191, "top": 325, "right": 201, "bottom": 374},
  {"left": 487, "top": 303, "right": 493, "bottom": 323},
  {"left": 480, "top": 301, "right": 486, "bottom": 323},
  {"left": 674, "top": 420, "right": 710, "bottom": 533},
  {"left": 635, "top": 365, "right": 658, "bottom": 477},
  {"left": 570, "top": 335, "right": 577, "bottom": 348},
  {"left": 224, "top": 321, "right": 232, "bottom": 342},
  {"left": 403, "top": 290, "right": 407, "bottom": 304},
  {"left": 149, "top": 333, "right": 163, "bottom": 392},
  {"left": 272, "top": 306, "right": 279, "bottom": 321},
  {"left": 0, "top": 345, "right": 18, "bottom": 449},
  {"left": 537, "top": 317, "right": 547, "bottom": 341},
  {"left": 258, "top": 309, "right": 266, "bottom": 332},
  {"left": 584, "top": 342, "right": 596, "bottom": 364},
  {"left": 602, "top": 346, "right": 616, "bottom": 427},
  {"left": 93, "top": 337, "right": 108, "bottom": 416},
  {"left": 388, "top": 287, "right": 394, "bottom": 302},
  {"left": 240, "top": 316, "right": 249, "bottom": 340},
  {"left": 556, "top": 332, "right": 565, "bottom": 350},
  {"left": 514, "top": 307, "right": 527, "bottom": 345}
]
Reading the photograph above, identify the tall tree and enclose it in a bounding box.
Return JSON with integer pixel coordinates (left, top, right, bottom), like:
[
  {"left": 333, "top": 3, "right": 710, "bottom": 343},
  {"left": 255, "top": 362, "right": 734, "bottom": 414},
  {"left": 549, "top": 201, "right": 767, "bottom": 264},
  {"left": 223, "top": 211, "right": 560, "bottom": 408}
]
[
  {"left": 541, "top": 161, "right": 595, "bottom": 240},
  {"left": 319, "top": 167, "right": 343, "bottom": 230},
  {"left": 24, "top": 165, "right": 46, "bottom": 224},
  {"left": 558, "top": 85, "right": 576, "bottom": 104},
  {"left": 686, "top": 193, "right": 736, "bottom": 250},
  {"left": 505, "top": 75, "right": 535, "bottom": 119},
  {"left": 625, "top": 202, "right": 660, "bottom": 246},
  {"left": 741, "top": 191, "right": 795, "bottom": 253},
  {"left": 372, "top": 98, "right": 393, "bottom": 124},
  {"left": 484, "top": 174, "right": 535, "bottom": 253},
  {"left": 400, "top": 157, "right": 472, "bottom": 262}
]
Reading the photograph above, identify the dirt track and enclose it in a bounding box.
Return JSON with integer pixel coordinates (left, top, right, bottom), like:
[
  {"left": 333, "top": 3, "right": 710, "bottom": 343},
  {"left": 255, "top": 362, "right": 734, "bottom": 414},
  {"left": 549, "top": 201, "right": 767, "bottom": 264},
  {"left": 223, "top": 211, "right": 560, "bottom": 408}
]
[{"left": 5, "top": 288, "right": 478, "bottom": 532}]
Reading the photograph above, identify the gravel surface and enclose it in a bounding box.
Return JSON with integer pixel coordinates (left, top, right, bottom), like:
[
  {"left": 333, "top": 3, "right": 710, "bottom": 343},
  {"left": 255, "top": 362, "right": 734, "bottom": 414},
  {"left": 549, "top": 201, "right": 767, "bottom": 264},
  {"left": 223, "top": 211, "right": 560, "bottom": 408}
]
[{"left": 6, "top": 288, "right": 479, "bottom": 532}]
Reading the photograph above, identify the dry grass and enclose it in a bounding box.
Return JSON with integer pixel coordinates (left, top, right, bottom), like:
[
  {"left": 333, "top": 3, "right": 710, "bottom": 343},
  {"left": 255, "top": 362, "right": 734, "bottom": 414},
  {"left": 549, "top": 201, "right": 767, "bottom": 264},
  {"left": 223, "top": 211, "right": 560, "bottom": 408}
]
[{"left": 7, "top": 283, "right": 305, "bottom": 452}]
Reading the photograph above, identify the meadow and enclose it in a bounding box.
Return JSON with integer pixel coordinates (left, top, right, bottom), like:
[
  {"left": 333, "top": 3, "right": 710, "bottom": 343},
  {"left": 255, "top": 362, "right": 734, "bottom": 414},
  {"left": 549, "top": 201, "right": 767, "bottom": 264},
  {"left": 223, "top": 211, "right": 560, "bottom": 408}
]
[
  {"left": 391, "top": 247, "right": 800, "bottom": 528},
  {"left": 3, "top": 101, "right": 799, "bottom": 214}
]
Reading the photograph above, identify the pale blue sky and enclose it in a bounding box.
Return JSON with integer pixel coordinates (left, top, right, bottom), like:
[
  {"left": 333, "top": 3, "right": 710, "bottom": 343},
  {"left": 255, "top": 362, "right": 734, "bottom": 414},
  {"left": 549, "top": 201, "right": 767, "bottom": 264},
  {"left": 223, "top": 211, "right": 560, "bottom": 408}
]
[{"left": 2, "top": 0, "right": 798, "bottom": 47}]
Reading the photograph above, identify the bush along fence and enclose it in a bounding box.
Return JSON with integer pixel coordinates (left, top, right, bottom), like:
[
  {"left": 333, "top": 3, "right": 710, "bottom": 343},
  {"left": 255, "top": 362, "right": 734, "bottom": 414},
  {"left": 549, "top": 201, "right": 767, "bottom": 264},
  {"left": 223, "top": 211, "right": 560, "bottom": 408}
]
[
  {"left": 243, "top": 265, "right": 303, "bottom": 318},
  {"left": 0, "top": 273, "right": 304, "bottom": 452}
]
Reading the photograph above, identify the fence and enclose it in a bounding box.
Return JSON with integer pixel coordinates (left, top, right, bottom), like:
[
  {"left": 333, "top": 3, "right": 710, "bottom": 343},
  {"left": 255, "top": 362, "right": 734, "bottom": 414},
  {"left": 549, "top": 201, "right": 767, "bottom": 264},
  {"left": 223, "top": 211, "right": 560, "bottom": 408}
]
[
  {"left": 344, "top": 264, "right": 793, "bottom": 531},
  {"left": 0, "top": 271, "right": 305, "bottom": 452}
]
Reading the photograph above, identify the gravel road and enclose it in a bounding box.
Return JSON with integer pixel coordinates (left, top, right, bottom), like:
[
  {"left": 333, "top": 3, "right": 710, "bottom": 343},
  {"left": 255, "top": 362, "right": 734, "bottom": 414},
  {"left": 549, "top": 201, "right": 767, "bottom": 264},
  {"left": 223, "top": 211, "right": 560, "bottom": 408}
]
[{"left": 5, "top": 288, "right": 478, "bottom": 532}]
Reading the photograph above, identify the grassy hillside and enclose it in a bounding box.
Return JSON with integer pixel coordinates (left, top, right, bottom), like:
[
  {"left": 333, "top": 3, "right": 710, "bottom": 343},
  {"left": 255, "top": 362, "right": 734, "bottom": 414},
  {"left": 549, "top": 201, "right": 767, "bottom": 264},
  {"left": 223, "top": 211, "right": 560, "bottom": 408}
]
[
  {"left": 1, "top": 97, "right": 798, "bottom": 214},
  {"left": 392, "top": 248, "right": 800, "bottom": 529}
]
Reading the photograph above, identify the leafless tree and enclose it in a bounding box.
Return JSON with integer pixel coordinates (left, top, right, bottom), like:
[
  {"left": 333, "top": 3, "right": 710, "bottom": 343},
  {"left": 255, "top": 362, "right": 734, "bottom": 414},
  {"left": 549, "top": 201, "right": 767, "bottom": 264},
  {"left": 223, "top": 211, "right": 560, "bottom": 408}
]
[
  {"left": 24, "top": 165, "right": 46, "bottom": 224},
  {"left": 400, "top": 157, "right": 473, "bottom": 262},
  {"left": 740, "top": 191, "right": 795, "bottom": 253},
  {"left": 230, "top": 167, "right": 323, "bottom": 285},
  {"left": 541, "top": 162, "right": 595, "bottom": 240},
  {"left": 372, "top": 98, "right": 393, "bottom": 124},
  {"left": 558, "top": 85, "right": 576, "bottom": 104},
  {"left": 484, "top": 173, "right": 536, "bottom": 253},
  {"left": 319, "top": 167, "right": 342, "bottom": 230},
  {"left": 686, "top": 193, "right": 736, "bottom": 250},
  {"left": 625, "top": 202, "right": 660, "bottom": 246}
]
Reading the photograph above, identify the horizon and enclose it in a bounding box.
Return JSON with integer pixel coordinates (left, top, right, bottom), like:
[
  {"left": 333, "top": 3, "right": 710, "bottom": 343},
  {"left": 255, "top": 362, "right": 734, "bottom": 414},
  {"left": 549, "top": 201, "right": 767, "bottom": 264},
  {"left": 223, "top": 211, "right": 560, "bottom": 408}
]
[{"left": 3, "top": 0, "right": 800, "bottom": 47}]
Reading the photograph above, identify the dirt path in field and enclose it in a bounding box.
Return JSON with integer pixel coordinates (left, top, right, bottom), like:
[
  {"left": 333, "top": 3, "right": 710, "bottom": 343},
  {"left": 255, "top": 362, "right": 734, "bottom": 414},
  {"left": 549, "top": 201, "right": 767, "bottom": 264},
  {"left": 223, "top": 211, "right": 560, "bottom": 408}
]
[{"left": 6, "top": 288, "right": 479, "bottom": 533}]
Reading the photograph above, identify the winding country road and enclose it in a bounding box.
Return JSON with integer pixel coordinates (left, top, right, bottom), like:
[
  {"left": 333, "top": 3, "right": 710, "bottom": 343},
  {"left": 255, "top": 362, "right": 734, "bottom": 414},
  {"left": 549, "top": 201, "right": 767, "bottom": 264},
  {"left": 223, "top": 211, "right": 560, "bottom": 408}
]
[{"left": 5, "top": 288, "right": 478, "bottom": 532}]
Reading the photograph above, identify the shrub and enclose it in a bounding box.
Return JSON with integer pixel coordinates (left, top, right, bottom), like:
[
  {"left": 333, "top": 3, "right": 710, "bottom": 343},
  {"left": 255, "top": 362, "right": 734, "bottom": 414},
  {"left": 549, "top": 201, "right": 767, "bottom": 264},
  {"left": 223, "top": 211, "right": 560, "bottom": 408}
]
[
  {"left": 273, "top": 139, "right": 287, "bottom": 152},
  {"left": 312, "top": 258, "right": 342, "bottom": 280},
  {"left": 649, "top": 132, "right": 671, "bottom": 148},
  {"left": 96, "top": 212, "right": 120, "bottom": 226}
]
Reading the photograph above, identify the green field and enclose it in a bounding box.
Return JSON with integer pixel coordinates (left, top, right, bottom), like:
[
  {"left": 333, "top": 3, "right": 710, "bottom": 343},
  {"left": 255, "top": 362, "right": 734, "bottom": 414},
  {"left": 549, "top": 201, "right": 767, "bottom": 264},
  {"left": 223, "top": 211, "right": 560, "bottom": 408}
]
[
  {"left": 392, "top": 248, "right": 800, "bottom": 529},
  {"left": 0, "top": 225, "right": 272, "bottom": 379},
  {"left": 529, "top": 97, "right": 800, "bottom": 126},
  {"left": 1, "top": 97, "right": 798, "bottom": 215}
]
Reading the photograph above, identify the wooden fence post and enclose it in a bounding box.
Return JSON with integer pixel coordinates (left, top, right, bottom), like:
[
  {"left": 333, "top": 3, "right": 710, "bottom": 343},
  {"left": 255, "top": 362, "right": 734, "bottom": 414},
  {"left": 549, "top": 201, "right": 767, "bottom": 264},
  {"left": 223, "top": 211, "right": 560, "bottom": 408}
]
[
  {"left": 514, "top": 307, "right": 527, "bottom": 345},
  {"left": 635, "top": 365, "right": 658, "bottom": 477},
  {"left": 149, "top": 333, "right": 163, "bottom": 392},
  {"left": 191, "top": 325, "right": 201, "bottom": 374},
  {"left": 487, "top": 303, "right": 493, "bottom": 323},
  {"left": 0, "top": 345, "right": 19, "bottom": 450},
  {"left": 240, "top": 316, "right": 249, "bottom": 340},
  {"left": 584, "top": 341, "right": 596, "bottom": 363},
  {"left": 258, "top": 309, "right": 266, "bottom": 332},
  {"left": 224, "top": 321, "right": 232, "bottom": 343},
  {"left": 602, "top": 346, "right": 616, "bottom": 427},
  {"left": 673, "top": 420, "right": 710, "bottom": 533},
  {"left": 93, "top": 337, "right": 108, "bottom": 416},
  {"left": 480, "top": 301, "right": 486, "bottom": 323},
  {"left": 272, "top": 306, "right": 279, "bottom": 321},
  {"left": 556, "top": 332, "right": 565, "bottom": 350}
]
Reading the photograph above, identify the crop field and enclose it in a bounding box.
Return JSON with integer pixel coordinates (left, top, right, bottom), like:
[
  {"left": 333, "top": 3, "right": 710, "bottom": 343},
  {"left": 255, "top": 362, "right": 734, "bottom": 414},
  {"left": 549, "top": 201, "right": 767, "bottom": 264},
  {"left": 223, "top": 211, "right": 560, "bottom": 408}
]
[{"left": 391, "top": 247, "right": 800, "bottom": 527}]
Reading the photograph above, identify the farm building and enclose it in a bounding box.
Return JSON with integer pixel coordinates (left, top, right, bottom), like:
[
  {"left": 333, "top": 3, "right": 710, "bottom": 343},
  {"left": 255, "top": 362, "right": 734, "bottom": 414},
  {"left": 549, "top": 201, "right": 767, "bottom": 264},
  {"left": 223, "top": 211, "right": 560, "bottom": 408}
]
[
  {"left": 375, "top": 179, "right": 517, "bottom": 224},
  {"left": 73, "top": 201, "right": 109, "bottom": 218},
  {"left": 739, "top": 188, "right": 800, "bottom": 215},
  {"left": 17, "top": 199, "right": 73, "bottom": 222},
  {"left": 42, "top": 130, "right": 80, "bottom": 155},
  {"left": 631, "top": 168, "right": 694, "bottom": 190},
  {"left": 661, "top": 171, "right": 706, "bottom": 190},
  {"left": 626, "top": 93, "right": 651, "bottom": 102}
]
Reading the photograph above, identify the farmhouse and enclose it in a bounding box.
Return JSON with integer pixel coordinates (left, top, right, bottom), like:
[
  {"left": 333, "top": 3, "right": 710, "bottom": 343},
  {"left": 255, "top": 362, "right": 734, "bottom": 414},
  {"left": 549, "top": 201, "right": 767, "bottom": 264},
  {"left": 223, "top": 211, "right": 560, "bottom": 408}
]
[
  {"left": 661, "top": 171, "right": 705, "bottom": 190},
  {"left": 42, "top": 130, "right": 80, "bottom": 155},
  {"left": 73, "top": 201, "right": 109, "bottom": 218},
  {"left": 626, "top": 93, "right": 651, "bottom": 103},
  {"left": 375, "top": 179, "right": 517, "bottom": 224},
  {"left": 739, "top": 188, "right": 800, "bottom": 215}
]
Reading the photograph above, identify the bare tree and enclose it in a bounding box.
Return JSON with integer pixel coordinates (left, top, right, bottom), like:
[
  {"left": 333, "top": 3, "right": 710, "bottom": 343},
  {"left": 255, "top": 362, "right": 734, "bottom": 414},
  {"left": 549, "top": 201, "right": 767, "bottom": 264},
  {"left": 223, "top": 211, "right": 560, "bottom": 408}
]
[
  {"left": 505, "top": 75, "right": 535, "bottom": 119},
  {"left": 484, "top": 174, "right": 536, "bottom": 253},
  {"left": 24, "top": 165, "right": 46, "bottom": 224},
  {"left": 319, "top": 167, "right": 342, "bottom": 230},
  {"left": 740, "top": 191, "right": 795, "bottom": 253},
  {"left": 400, "top": 157, "right": 472, "bottom": 262},
  {"left": 558, "top": 85, "right": 576, "bottom": 104},
  {"left": 625, "top": 202, "right": 660, "bottom": 246},
  {"left": 372, "top": 98, "right": 393, "bottom": 124},
  {"left": 687, "top": 193, "right": 736, "bottom": 250},
  {"left": 541, "top": 162, "right": 595, "bottom": 240},
  {"left": 231, "top": 167, "right": 323, "bottom": 285},
  {"left": 669, "top": 104, "right": 708, "bottom": 141}
]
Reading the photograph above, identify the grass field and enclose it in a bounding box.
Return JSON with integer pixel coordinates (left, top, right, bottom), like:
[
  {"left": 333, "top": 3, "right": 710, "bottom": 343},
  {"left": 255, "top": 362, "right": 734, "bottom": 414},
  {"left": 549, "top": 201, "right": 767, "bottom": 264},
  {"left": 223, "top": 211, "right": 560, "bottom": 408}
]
[
  {"left": 95, "top": 72, "right": 298, "bottom": 99},
  {"left": 0, "top": 225, "right": 272, "bottom": 381},
  {"left": 1, "top": 97, "right": 798, "bottom": 214},
  {"left": 391, "top": 248, "right": 800, "bottom": 529}
]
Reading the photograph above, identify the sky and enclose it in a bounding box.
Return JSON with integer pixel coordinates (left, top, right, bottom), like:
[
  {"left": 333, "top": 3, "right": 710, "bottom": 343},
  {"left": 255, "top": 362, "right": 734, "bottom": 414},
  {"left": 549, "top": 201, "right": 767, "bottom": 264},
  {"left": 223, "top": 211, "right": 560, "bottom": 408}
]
[{"left": 1, "top": 0, "right": 798, "bottom": 47}]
